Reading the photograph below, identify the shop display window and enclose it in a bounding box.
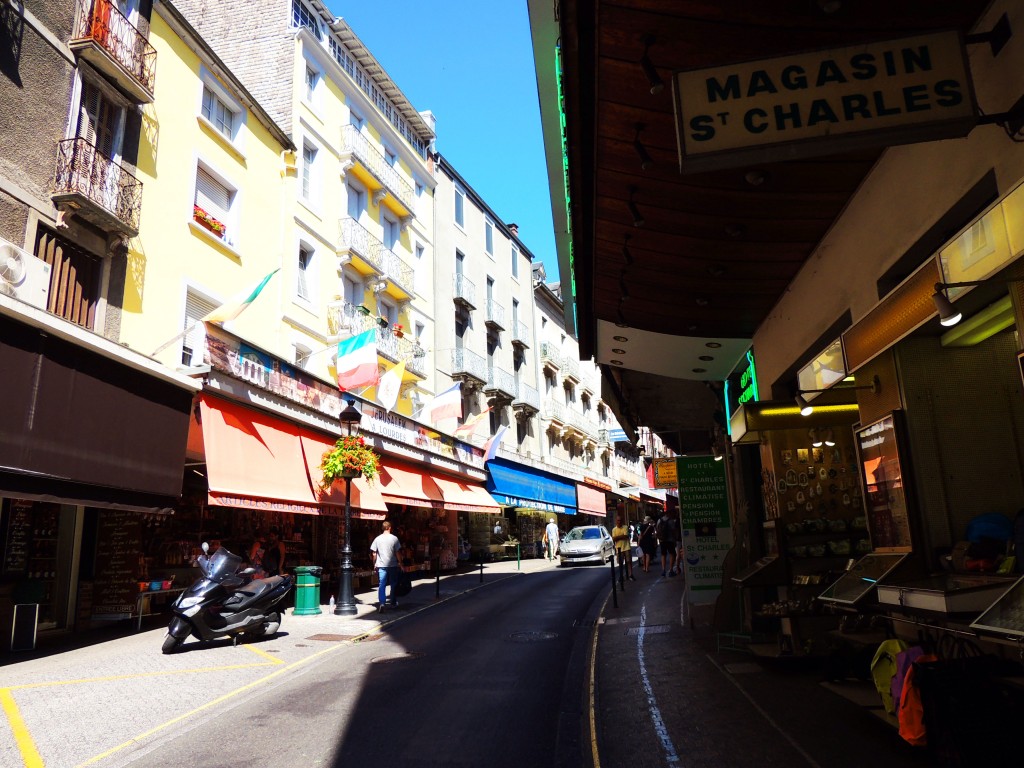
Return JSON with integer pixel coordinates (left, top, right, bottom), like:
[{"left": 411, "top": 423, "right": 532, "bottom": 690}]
[
  {"left": 855, "top": 413, "right": 914, "bottom": 551},
  {"left": 971, "top": 575, "right": 1024, "bottom": 640},
  {"left": 817, "top": 552, "right": 910, "bottom": 606}
]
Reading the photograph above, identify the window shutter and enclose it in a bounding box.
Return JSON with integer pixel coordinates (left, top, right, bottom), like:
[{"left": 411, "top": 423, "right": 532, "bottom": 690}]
[
  {"left": 195, "top": 167, "right": 230, "bottom": 221},
  {"left": 182, "top": 291, "right": 218, "bottom": 365}
]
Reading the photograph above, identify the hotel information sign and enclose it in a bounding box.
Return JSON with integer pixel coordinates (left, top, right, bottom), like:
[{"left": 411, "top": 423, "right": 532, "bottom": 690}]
[
  {"left": 674, "top": 31, "right": 976, "bottom": 172},
  {"left": 677, "top": 456, "right": 733, "bottom": 604}
]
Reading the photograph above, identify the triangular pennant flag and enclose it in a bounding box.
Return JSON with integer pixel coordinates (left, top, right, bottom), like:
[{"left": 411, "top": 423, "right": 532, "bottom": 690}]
[
  {"left": 483, "top": 426, "right": 508, "bottom": 462},
  {"left": 454, "top": 407, "right": 492, "bottom": 437},
  {"left": 336, "top": 329, "right": 378, "bottom": 391},
  {"left": 427, "top": 382, "right": 463, "bottom": 423},
  {"left": 202, "top": 268, "right": 280, "bottom": 324},
  {"left": 376, "top": 359, "right": 406, "bottom": 412}
]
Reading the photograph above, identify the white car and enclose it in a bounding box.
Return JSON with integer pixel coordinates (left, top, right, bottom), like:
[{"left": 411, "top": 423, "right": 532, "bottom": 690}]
[{"left": 558, "top": 525, "right": 615, "bottom": 566}]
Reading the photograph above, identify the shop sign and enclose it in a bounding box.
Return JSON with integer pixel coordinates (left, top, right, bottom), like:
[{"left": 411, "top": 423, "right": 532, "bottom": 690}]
[
  {"left": 652, "top": 458, "right": 678, "bottom": 489},
  {"left": 676, "top": 456, "right": 733, "bottom": 604},
  {"left": 725, "top": 349, "right": 758, "bottom": 435},
  {"left": 204, "top": 326, "right": 482, "bottom": 470},
  {"left": 208, "top": 491, "right": 321, "bottom": 516},
  {"left": 674, "top": 31, "right": 975, "bottom": 173}
]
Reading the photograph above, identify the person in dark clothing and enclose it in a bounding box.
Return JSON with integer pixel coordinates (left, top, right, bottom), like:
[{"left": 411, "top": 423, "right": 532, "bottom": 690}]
[{"left": 262, "top": 527, "right": 288, "bottom": 577}]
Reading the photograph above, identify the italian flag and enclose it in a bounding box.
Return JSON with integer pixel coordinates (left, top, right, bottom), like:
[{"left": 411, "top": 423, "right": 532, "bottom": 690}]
[{"left": 336, "top": 329, "right": 379, "bottom": 391}]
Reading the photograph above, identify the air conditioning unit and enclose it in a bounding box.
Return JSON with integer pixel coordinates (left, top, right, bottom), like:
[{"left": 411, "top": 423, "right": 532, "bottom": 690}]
[{"left": 0, "top": 238, "right": 51, "bottom": 309}]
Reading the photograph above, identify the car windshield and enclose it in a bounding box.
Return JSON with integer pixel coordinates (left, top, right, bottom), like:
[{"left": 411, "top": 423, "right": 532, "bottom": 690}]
[{"left": 565, "top": 527, "right": 602, "bottom": 541}]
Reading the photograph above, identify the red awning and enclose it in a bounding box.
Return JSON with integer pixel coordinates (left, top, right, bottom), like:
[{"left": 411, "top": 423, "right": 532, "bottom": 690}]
[
  {"left": 433, "top": 475, "right": 502, "bottom": 514},
  {"left": 299, "top": 434, "right": 388, "bottom": 515},
  {"left": 576, "top": 483, "right": 607, "bottom": 517},
  {"left": 377, "top": 459, "right": 444, "bottom": 508},
  {"left": 199, "top": 395, "right": 321, "bottom": 514}
]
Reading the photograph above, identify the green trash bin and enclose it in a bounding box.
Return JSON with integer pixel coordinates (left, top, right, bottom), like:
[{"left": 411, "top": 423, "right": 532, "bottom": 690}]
[{"left": 293, "top": 566, "right": 323, "bottom": 616}]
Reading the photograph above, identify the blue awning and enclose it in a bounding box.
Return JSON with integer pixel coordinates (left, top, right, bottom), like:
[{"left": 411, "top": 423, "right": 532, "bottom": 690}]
[{"left": 486, "top": 458, "right": 576, "bottom": 515}]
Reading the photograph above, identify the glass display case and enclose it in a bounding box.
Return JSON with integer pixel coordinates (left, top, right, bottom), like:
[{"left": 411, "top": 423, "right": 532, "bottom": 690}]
[
  {"left": 817, "top": 552, "right": 912, "bottom": 607},
  {"left": 971, "top": 575, "right": 1024, "bottom": 640},
  {"left": 855, "top": 413, "right": 914, "bottom": 551},
  {"left": 877, "top": 574, "right": 1016, "bottom": 614}
]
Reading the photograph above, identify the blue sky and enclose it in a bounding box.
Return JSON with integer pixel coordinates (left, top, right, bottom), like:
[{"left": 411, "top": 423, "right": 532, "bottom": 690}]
[{"left": 328, "top": 1, "right": 558, "bottom": 279}]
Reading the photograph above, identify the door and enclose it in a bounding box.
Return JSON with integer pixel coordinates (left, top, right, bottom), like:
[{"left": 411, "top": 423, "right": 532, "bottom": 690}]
[{"left": 75, "top": 80, "right": 124, "bottom": 214}]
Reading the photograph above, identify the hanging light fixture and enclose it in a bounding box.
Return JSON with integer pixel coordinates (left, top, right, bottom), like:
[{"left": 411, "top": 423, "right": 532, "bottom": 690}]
[
  {"left": 628, "top": 186, "right": 644, "bottom": 227},
  {"left": 824, "top": 428, "right": 836, "bottom": 447},
  {"left": 633, "top": 123, "right": 653, "bottom": 170},
  {"left": 795, "top": 392, "right": 814, "bottom": 416},
  {"left": 810, "top": 428, "right": 823, "bottom": 448},
  {"left": 796, "top": 375, "right": 881, "bottom": 417},
  {"left": 931, "top": 283, "right": 964, "bottom": 326}
]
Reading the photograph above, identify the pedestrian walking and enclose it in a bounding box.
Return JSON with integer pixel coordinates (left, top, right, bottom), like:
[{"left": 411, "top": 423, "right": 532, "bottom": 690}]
[
  {"left": 612, "top": 515, "right": 635, "bottom": 582},
  {"left": 370, "top": 521, "right": 402, "bottom": 612},
  {"left": 544, "top": 518, "right": 560, "bottom": 561},
  {"left": 656, "top": 509, "right": 680, "bottom": 577},
  {"left": 637, "top": 515, "right": 658, "bottom": 573}
]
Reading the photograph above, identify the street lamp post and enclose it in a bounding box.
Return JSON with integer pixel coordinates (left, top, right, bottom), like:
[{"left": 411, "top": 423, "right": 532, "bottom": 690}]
[{"left": 334, "top": 399, "right": 362, "bottom": 616}]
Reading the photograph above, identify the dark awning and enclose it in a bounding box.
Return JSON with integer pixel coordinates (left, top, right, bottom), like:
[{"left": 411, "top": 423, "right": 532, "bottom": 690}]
[{"left": 0, "top": 308, "right": 197, "bottom": 510}]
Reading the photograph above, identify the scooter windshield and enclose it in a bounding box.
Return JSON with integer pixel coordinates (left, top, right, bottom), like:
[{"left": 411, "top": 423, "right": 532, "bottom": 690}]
[{"left": 206, "top": 547, "right": 243, "bottom": 580}]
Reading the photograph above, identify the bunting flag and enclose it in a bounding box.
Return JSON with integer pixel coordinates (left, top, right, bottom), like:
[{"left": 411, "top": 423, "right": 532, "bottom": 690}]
[
  {"left": 336, "top": 329, "right": 378, "bottom": 391},
  {"left": 483, "top": 426, "right": 508, "bottom": 462},
  {"left": 203, "top": 268, "right": 280, "bottom": 324},
  {"left": 376, "top": 359, "right": 406, "bottom": 412},
  {"left": 454, "top": 407, "right": 492, "bottom": 437},
  {"left": 427, "top": 382, "right": 463, "bottom": 422}
]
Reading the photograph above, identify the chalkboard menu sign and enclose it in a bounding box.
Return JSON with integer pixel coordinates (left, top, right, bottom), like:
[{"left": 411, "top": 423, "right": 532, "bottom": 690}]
[
  {"left": 92, "top": 510, "right": 143, "bottom": 616},
  {"left": 2, "top": 500, "right": 31, "bottom": 577}
]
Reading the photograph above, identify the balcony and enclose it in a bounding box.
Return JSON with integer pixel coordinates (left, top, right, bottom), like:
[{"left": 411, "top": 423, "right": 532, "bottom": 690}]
[
  {"left": 561, "top": 355, "right": 581, "bottom": 384},
  {"left": 484, "top": 365, "right": 516, "bottom": 403},
  {"left": 511, "top": 319, "right": 530, "bottom": 350},
  {"left": 453, "top": 274, "right": 476, "bottom": 311},
  {"left": 451, "top": 347, "right": 487, "bottom": 389},
  {"left": 52, "top": 138, "right": 142, "bottom": 237},
  {"left": 512, "top": 381, "right": 540, "bottom": 416},
  {"left": 338, "top": 218, "right": 414, "bottom": 300},
  {"left": 340, "top": 125, "right": 415, "bottom": 218},
  {"left": 540, "top": 341, "right": 562, "bottom": 373},
  {"left": 542, "top": 397, "right": 597, "bottom": 441},
  {"left": 70, "top": 0, "right": 156, "bottom": 102},
  {"left": 485, "top": 298, "right": 505, "bottom": 332},
  {"left": 327, "top": 301, "right": 425, "bottom": 377}
]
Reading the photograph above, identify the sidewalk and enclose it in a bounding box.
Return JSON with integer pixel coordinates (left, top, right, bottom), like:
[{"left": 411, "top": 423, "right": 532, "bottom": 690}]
[{"left": 591, "top": 563, "right": 928, "bottom": 768}]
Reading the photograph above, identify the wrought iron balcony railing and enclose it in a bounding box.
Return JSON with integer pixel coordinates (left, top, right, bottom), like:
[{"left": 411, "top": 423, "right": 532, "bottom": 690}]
[
  {"left": 561, "top": 355, "right": 581, "bottom": 383},
  {"left": 454, "top": 274, "right": 476, "bottom": 310},
  {"left": 327, "top": 301, "right": 425, "bottom": 377},
  {"left": 511, "top": 319, "right": 530, "bottom": 348},
  {"left": 340, "top": 125, "right": 415, "bottom": 212},
  {"left": 71, "top": 0, "right": 156, "bottom": 100},
  {"left": 52, "top": 137, "right": 142, "bottom": 236},
  {"left": 380, "top": 247, "right": 414, "bottom": 297},
  {"left": 540, "top": 341, "right": 563, "bottom": 370},
  {"left": 451, "top": 347, "right": 487, "bottom": 383},
  {"left": 513, "top": 381, "right": 540, "bottom": 412},
  {"left": 338, "top": 218, "right": 414, "bottom": 297},
  {"left": 485, "top": 298, "right": 505, "bottom": 331},
  {"left": 485, "top": 365, "right": 516, "bottom": 400}
]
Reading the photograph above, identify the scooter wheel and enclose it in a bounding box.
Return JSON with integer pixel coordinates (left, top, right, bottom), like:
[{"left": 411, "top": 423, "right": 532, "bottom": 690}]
[{"left": 161, "top": 633, "right": 184, "bottom": 654}]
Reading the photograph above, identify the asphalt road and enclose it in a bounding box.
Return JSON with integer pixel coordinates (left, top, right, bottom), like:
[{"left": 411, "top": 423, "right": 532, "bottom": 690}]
[{"left": 116, "top": 565, "right": 609, "bottom": 768}]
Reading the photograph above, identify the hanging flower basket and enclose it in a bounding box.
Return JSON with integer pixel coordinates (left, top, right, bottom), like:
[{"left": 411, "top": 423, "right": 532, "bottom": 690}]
[{"left": 320, "top": 434, "right": 380, "bottom": 489}]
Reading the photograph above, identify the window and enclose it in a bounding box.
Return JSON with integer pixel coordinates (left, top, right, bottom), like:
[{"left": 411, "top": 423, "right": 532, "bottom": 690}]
[
  {"left": 194, "top": 164, "right": 236, "bottom": 244},
  {"left": 347, "top": 182, "right": 366, "bottom": 220},
  {"left": 414, "top": 321, "right": 424, "bottom": 343},
  {"left": 294, "top": 343, "right": 312, "bottom": 369},
  {"left": 182, "top": 290, "right": 217, "bottom": 366},
  {"left": 511, "top": 243, "right": 519, "bottom": 278},
  {"left": 485, "top": 219, "right": 494, "bottom": 256},
  {"left": 342, "top": 271, "right": 361, "bottom": 306},
  {"left": 304, "top": 65, "right": 318, "bottom": 103},
  {"left": 291, "top": 0, "right": 321, "bottom": 37},
  {"left": 382, "top": 215, "right": 399, "bottom": 251},
  {"left": 297, "top": 244, "right": 313, "bottom": 301},
  {"left": 201, "top": 86, "right": 234, "bottom": 137},
  {"left": 416, "top": 181, "right": 424, "bottom": 197},
  {"left": 454, "top": 187, "right": 465, "bottom": 227},
  {"left": 379, "top": 299, "right": 397, "bottom": 326},
  {"left": 385, "top": 147, "right": 397, "bottom": 167},
  {"left": 349, "top": 110, "right": 364, "bottom": 130},
  {"left": 301, "top": 142, "right": 318, "bottom": 202}
]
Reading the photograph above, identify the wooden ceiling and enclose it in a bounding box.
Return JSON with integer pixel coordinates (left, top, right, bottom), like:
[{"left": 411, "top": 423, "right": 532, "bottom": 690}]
[{"left": 553, "top": 0, "right": 993, "bottom": 444}]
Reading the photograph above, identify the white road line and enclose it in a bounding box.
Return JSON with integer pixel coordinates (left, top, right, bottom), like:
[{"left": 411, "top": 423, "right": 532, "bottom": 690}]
[{"left": 637, "top": 604, "right": 681, "bottom": 765}]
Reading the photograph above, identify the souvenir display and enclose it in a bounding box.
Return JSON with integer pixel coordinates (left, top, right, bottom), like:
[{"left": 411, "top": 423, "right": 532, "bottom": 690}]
[
  {"left": 798, "top": 472, "right": 808, "bottom": 487},
  {"left": 818, "top": 467, "right": 828, "bottom": 480},
  {"left": 797, "top": 448, "right": 809, "bottom": 463}
]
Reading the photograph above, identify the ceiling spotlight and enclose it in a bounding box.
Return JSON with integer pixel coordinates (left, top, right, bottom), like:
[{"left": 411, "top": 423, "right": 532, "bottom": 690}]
[
  {"left": 744, "top": 170, "right": 767, "bottom": 186},
  {"left": 611, "top": 348, "right": 626, "bottom": 354},
  {"left": 698, "top": 355, "right": 714, "bottom": 361},
  {"left": 817, "top": 0, "right": 842, "bottom": 13},
  {"left": 613, "top": 335, "right": 628, "bottom": 342},
  {"left": 931, "top": 283, "right": 963, "bottom": 326},
  {"left": 695, "top": 297, "right": 709, "bottom": 306},
  {"left": 712, "top": 445, "right": 723, "bottom": 462},
  {"left": 824, "top": 428, "right": 836, "bottom": 447},
  {"left": 796, "top": 392, "right": 814, "bottom": 416},
  {"left": 692, "top": 368, "right": 707, "bottom": 373},
  {"left": 640, "top": 35, "right": 664, "bottom": 95},
  {"left": 706, "top": 342, "right": 721, "bottom": 348},
  {"left": 810, "top": 428, "right": 823, "bottom": 448},
  {"left": 628, "top": 187, "right": 645, "bottom": 227},
  {"left": 724, "top": 223, "right": 744, "bottom": 238},
  {"left": 633, "top": 123, "right": 653, "bottom": 170},
  {"left": 611, "top": 359, "right": 624, "bottom": 366}
]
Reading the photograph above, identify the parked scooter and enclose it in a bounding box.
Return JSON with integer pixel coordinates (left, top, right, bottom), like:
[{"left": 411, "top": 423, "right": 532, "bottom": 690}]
[{"left": 162, "top": 542, "right": 293, "bottom": 654}]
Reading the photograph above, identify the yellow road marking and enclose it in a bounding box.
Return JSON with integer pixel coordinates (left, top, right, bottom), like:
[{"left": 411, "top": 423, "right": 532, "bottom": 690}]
[
  {"left": 241, "top": 644, "right": 285, "bottom": 664},
  {"left": 590, "top": 592, "right": 611, "bottom": 768},
  {"left": 1, "top": 688, "right": 44, "bottom": 768},
  {"left": 6, "top": 661, "right": 278, "bottom": 691}
]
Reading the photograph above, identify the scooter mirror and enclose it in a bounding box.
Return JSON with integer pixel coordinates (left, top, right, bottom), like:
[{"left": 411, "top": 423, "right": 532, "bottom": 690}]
[
  {"left": 241, "top": 567, "right": 256, "bottom": 575},
  {"left": 202, "top": 542, "right": 210, "bottom": 554}
]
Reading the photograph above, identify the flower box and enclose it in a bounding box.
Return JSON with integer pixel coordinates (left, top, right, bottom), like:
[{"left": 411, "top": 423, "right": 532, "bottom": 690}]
[{"left": 193, "top": 205, "right": 226, "bottom": 238}]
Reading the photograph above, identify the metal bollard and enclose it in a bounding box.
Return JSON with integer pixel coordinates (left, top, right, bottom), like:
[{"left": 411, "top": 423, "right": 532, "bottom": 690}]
[
  {"left": 479, "top": 551, "right": 485, "bottom": 583},
  {"left": 435, "top": 556, "right": 441, "bottom": 599},
  {"left": 609, "top": 556, "right": 618, "bottom": 608}
]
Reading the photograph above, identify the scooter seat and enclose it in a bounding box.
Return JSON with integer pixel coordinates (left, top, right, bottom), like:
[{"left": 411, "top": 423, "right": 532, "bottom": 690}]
[{"left": 223, "top": 575, "right": 285, "bottom": 609}]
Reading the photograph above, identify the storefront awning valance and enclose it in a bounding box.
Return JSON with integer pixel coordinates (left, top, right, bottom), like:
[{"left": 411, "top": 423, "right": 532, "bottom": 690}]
[
  {"left": 576, "top": 483, "right": 607, "bottom": 517},
  {"left": 432, "top": 475, "right": 502, "bottom": 514},
  {"left": 486, "top": 458, "right": 576, "bottom": 515},
  {"left": 377, "top": 459, "right": 444, "bottom": 508},
  {"left": 299, "top": 434, "right": 388, "bottom": 514},
  {"left": 199, "top": 395, "right": 321, "bottom": 515}
]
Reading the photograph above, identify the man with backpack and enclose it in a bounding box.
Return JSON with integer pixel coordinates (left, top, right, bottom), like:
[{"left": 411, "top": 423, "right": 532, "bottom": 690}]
[{"left": 656, "top": 509, "right": 680, "bottom": 578}]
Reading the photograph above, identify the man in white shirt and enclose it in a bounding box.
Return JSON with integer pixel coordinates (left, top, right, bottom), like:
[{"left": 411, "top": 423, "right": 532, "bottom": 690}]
[
  {"left": 370, "top": 521, "right": 402, "bottom": 612},
  {"left": 545, "top": 518, "right": 561, "bottom": 562}
]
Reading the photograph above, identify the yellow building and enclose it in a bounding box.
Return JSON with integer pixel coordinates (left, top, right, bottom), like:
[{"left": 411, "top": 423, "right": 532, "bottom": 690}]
[{"left": 119, "top": 2, "right": 294, "bottom": 370}]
